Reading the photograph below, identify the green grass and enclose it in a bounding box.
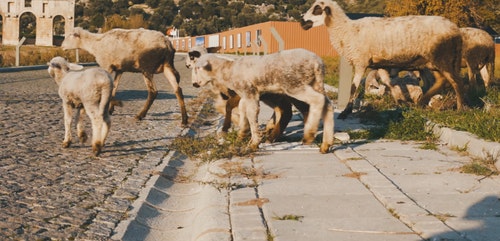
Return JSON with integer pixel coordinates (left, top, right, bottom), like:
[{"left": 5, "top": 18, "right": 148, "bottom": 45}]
[
  {"left": 169, "top": 130, "right": 253, "bottom": 163},
  {"left": 321, "top": 53, "right": 500, "bottom": 143}
]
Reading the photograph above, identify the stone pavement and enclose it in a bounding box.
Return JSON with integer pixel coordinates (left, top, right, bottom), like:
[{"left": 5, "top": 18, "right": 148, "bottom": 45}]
[
  {"left": 0, "top": 54, "right": 202, "bottom": 240},
  {"left": 113, "top": 96, "right": 500, "bottom": 241}
]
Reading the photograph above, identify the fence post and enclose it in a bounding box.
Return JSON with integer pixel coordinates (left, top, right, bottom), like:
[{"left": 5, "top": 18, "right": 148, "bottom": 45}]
[
  {"left": 337, "top": 56, "right": 353, "bottom": 110},
  {"left": 270, "top": 27, "right": 284, "bottom": 52},
  {"left": 15, "top": 37, "right": 27, "bottom": 67},
  {"left": 258, "top": 36, "right": 268, "bottom": 55}
]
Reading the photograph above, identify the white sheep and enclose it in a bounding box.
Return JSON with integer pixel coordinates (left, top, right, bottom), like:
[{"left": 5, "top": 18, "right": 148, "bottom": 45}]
[
  {"left": 460, "top": 27, "right": 495, "bottom": 88},
  {"left": 61, "top": 27, "right": 188, "bottom": 126},
  {"left": 47, "top": 57, "right": 113, "bottom": 156},
  {"left": 191, "top": 49, "right": 334, "bottom": 153},
  {"left": 301, "top": 0, "right": 466, "bottom": 118},
  {"left": 186, "top": 46, "right": 310, "bottom": 143}
]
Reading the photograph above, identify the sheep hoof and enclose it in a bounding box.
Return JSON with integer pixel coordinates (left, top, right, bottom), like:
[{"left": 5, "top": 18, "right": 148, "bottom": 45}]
[
  {"left": 92, "top": 142, "right": 103, "bottom": 156},
  {"left": 62, "top": 141, "right": 71, "bottom": 148},
  {"left": 134, "top": 115, "right": 144, "bottom": 121},
  {"left": 320, "top": 143, "right": 331, "bottom": 154},
  {"left": 248, "top": 143, "right": 259, "bottom": 151},
  {"left": 109, "top": 106, "right": 115, "bottom": 115},
  {"left": 79, "top": 132, "right": 88, "bottom": 143}
]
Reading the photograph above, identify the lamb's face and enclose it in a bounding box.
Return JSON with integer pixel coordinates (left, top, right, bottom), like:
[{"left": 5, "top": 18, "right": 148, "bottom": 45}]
[
  {"left": 301, "top": 1, "right": 330, "bottom": 30},
  {"left": 186, "top": 46, "right": 209, "bottom": 69},
  {"left": 191, "top": 57, "right": 214, "bottom": 88},
  {"left": 186, "top": 50, "right": 202, "bottom": 69},
  {"left": 47, "top": 57, "right": 84, "bottom": 81}
]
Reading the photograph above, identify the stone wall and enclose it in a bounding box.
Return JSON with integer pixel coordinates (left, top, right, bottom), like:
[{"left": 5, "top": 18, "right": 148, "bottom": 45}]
[{"left": 0, "top": 0, "right": 75, "bottom": 46}]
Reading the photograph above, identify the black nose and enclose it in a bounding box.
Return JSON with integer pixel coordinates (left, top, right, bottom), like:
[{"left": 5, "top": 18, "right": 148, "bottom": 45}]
[
  {"left": 300, "top": 19, "right": 313, "bottom": 30},
  {"left": 193, "top": 83, "right": 200, "bottom": 88}
]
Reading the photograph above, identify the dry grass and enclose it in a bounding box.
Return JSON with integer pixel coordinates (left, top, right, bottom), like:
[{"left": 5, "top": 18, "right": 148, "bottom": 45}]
[{"left": 0, "top": 45, "right": 95, "bottom": 67}]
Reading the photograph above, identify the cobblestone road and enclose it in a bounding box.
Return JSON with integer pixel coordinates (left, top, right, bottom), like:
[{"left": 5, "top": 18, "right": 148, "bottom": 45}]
[{"left": 0, "top": 55, "right": 204, "bottom": 240}]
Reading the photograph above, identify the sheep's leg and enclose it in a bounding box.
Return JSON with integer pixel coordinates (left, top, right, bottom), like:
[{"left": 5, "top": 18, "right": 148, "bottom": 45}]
[
  {"left": 163, "top": 66, "right": 188, "bottom": 127},
  {"left": 338, "top": 68, "right": 365, "bottom": 119},
  {"left": 62, "top": 104, "right": 73, "bottom": 148},
  {"left": 136, "top": 73, "right": 158, "bottom": 121},
  {"left": 289, "top": 87, "right": 324, "bottom": 145},
  {"left": 441, "top": 70, "right": 466, "bottom": 110},
  {"left": 237, "top": 99, "right": 250, "bottom": 140},
  {"left": 290, "top": 97, "right": 310, "bottom": 123},
  {"left": 239, "top": 97, "right": 260, "bottom": 150},
  {"left": 222, "top": 95, "right": 241, "bottom": 133},
  {"left": 76, "top": 108, "right": 88, "bottom": 143},
  {"left": 320, "top": 96, "right": 335, "bottom": 154},
  {"left": 268, "top": 100, "right": 292, "bottom": 143},
  {"left": 86, "top": 109, "right": 104, "bottom": 156},
  {"left": 261, "top": 95, "right": 293, "bottom": 143},
  {"left": 419, "top": 71, "right": 447, "bottom": 106},
  {"left": 479, "top": 65, "right": 490, "bottom": 88},
  {"left": 99, "top": 90, "right": 112, "bottom": 148},
  {"left": 100, "top": 113, "right": 111, "bottom": 151},
  {"left": 109, "top": 71, "right": 123, "bottom": 115}
]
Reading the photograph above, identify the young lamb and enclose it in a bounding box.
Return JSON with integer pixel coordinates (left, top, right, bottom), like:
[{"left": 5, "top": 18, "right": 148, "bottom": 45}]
[
  {"left": 460, "top": 27, "right": 495, "bottom": 88},
  {"left": 191, "top": 49, "right": 334, "bottom": 153},
  {"left": 61, "top": 27, "right": 188, "bottom": 126},
  {"left": 186, "top": 47, "right": 310, "bottom": 142},
  {"left": 301, "top": 0, "right": 466, "bottom": 118},
  {"left": 47, "top": 57, "right": 113, "bottom": 156}
]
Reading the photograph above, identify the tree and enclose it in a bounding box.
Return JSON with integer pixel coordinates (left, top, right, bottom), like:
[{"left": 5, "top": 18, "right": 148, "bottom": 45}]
[{"left": 385, "top": 0, "right": 499, "bottom": 31}]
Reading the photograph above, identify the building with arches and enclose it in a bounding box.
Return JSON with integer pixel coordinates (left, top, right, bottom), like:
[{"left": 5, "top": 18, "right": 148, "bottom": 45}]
[{"left": 0, "top": 0, "right": 75, "bottom": 46}]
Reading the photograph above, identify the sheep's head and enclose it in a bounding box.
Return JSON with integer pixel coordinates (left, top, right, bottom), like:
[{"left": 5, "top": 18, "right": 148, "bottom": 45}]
[
  {"left": 185, "top": 46, "right": 222, "bottom": 69},
  {"left": 186, "top": 46, "right": 207, "bottom": 69},
  {"left": 301, "top": 0, "right": 333, "bottom": 30},
  {"left": 48, "top": 57, "right": 84, "bottom": 84},
  {"left": 61, "top": 27, "right": 84, "bottom": 50},
  {"left": 191, "top": 55, "right": 217, "bottom": 88}
]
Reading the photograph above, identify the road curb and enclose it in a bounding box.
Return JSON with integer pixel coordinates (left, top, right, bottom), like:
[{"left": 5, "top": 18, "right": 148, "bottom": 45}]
[{"left": 427, "top": 121, "right": 500, "bottom": 170}]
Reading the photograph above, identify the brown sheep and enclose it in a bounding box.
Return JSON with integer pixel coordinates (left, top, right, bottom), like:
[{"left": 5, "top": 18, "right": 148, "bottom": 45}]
[{"left": 62, "top": 27, "right": 188, "bottom": 126}]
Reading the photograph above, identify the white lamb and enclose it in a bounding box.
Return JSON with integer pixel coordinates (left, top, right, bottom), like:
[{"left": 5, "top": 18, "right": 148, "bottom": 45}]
[
  {"left": 191, "top": 49, "right": 334, "bottom": 153},
  {"left": 61, "top": 27, "right": 188, "bottom": 126},
  {"left": 48, "top": 57, "right": 113, "bottom": 156},
  {"left": 301, "top": 0, "right": 466, "bottom": 118},
  {"left": 186, "top": 46, "right": 310, "bottom": 143}
]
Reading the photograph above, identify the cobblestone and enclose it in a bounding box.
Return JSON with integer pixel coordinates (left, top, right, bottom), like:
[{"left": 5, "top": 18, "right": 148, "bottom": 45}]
[{"left": 0, "top": 55, "right": 202, "bottom": 240}]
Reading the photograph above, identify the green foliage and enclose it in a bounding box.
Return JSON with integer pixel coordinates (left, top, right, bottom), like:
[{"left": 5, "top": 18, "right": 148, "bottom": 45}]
[
  {"left": 385, "top": 0, "right": 500, "bottom": 30},
  {"left": 74, "top": 0, "right": 372, "bottom": 35}
]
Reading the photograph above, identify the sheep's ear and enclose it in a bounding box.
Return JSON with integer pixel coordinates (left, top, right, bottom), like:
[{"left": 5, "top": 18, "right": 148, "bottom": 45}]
[
  {"left": 324, "top": 6, "right": 331, "bottom": 16},
  {"left": 68, "top": 63, "right": 84, "bottom": 71},
  {"left": 202, "top": 61, "right": 212, "bottom": 72}
]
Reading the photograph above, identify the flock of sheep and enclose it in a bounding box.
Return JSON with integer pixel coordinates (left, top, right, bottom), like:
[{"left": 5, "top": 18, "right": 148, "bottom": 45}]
[{"left": 49, "top": 0, "right": 495, "bottom": 156}]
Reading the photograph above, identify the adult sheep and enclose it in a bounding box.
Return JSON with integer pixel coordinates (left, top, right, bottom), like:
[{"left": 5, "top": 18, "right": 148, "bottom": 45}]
[
  {"left": 61, "top": 27, "right": 188, "bottom": 126},
  {"left": 460, "top": 27, "right": 495, "bottom": 88},
  {"left": 301, "top": 0, "right": 466, "bottom": 118},
  {"left": 48, "top": 57, "right": 113, "bottom": 156},
  {"left": 186, "top": 46, "right": 310, "bottom": 143},
  {"left": 191, "top": 49, "right": 334, "bottom": 153}
]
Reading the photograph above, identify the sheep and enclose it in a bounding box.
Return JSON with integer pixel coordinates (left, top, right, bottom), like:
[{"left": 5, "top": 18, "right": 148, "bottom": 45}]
[
  {"left": 186, "top": 46, "right": 310, "bottom": 143},
  {"left": 61, "top": 27, "right": 188, "bottom": 126},
  {"left": 47, "top": 57, "right": 113, "bottom": 156},
  {"left": 191, "top": 49, "right": 334, "bottom": 153},
  {"left": 460, "top": 27, "right": 495, "bottom": 88},
  {"left": 301, "top": 0, "right": 466, "bottom": 119}
]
